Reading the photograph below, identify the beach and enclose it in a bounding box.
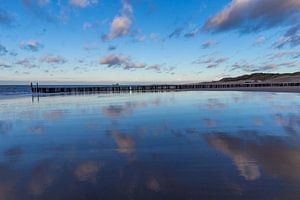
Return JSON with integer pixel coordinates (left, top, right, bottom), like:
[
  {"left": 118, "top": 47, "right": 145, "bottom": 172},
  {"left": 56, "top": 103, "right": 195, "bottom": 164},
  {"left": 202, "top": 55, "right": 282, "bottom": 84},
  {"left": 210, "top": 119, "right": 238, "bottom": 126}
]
[
  {"left": 1, "top": 91, "right": 300, "bottom": 199},
  {"left": 193, "top": 86, "right": 300, "bottom": 93}
]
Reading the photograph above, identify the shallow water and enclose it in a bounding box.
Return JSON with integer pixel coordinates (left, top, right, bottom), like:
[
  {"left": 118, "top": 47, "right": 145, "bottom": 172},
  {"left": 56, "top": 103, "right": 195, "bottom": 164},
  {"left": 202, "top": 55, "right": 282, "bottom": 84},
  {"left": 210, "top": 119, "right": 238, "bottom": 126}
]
[{"left": 0, "top": 91, "right": 300, "bottom": 200}]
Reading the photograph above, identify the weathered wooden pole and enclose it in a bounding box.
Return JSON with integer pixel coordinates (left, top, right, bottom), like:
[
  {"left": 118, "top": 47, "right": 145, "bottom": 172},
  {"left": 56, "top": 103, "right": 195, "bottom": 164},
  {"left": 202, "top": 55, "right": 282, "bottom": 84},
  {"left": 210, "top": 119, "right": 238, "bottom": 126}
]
[{"left": 30, "top": 82, "right": 33, "bottom": 93}]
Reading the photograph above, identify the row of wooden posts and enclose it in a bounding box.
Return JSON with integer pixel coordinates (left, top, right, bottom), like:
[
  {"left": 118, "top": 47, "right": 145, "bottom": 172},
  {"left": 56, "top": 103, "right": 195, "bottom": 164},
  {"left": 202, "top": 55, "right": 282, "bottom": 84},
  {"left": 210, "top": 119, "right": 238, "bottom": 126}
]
[{"left": 30, "top": 82, "right": 300, "bottom": 94}]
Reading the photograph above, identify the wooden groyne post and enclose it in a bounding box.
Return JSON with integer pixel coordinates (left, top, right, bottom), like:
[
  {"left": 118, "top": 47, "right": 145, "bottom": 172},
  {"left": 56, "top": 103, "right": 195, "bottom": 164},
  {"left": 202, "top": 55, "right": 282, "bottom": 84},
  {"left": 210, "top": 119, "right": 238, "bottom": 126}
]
[
  {"left": 31, "top": 82, "right": 300, "bottom": 94},
  {"left": 36, "top": 82, "right": 39, "bottom": 93}
]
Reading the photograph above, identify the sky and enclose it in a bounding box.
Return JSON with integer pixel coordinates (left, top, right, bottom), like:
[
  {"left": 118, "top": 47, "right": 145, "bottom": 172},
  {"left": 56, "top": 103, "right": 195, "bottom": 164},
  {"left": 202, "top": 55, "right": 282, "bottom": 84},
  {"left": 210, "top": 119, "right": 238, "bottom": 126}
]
[{"left": 0, "top": 0, "right": 299, "bottom": 84}]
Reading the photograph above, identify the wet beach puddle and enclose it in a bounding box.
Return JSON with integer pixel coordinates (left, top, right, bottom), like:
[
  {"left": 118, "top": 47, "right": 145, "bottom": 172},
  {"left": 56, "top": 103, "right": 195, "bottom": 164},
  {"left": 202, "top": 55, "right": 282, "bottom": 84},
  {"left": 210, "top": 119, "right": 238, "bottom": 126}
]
[{"left": 0, "top": 91, "right": 300, "bottom": 200}]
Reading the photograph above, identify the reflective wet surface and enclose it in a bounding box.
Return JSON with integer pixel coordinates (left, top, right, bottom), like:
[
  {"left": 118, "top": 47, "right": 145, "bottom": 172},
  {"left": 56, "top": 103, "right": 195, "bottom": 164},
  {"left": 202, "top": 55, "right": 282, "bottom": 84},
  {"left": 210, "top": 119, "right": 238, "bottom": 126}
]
[{"left": 0, "top": 91, "right": 300, "bottom": 200}]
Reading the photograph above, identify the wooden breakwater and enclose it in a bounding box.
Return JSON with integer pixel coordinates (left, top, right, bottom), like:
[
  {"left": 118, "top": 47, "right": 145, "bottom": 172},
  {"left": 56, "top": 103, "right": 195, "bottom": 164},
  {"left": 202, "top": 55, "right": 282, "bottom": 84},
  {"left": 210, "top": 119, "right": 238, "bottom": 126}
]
[{"left": 31, "top": 82, "right": 300, "bottom": 94}]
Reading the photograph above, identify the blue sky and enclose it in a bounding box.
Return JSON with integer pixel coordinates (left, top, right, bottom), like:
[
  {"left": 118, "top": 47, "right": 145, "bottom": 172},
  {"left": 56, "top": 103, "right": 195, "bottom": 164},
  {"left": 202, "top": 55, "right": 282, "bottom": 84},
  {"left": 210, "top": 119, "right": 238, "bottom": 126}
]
[{"left": 0, "top": 0, "right": 299, "bottom": 84}]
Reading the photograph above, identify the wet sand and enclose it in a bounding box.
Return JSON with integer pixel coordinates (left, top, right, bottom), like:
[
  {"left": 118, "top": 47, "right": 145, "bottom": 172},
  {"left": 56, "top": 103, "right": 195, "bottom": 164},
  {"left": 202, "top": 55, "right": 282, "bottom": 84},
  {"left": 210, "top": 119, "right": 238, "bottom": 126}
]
[{"left": 0, "top": 91, "right": 300, "bottom": 200}]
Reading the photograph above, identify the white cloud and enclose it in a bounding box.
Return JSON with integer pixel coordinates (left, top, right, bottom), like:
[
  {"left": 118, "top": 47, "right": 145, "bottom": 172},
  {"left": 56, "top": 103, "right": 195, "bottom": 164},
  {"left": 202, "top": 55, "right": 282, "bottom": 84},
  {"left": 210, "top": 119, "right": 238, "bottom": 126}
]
[
  {"left": 0, "top": 9, "right": 15, "bottom": 26},
  {"left": 69, "top": 0, "right": 98, "bottom": 8},
  {"left": 273, "top": 25, "right": 300, "bottom": 48},
  {"left": 37, "top": 0, "right": 50, "bottom": 6},
  {"left": 201, "top": 40, "right": 218, "bottom": 49},
  {"left": 0, "top": 63, "right": 12, "bottom": 69},
  {"left": 82, "top": 22, "right": 93, "bottom": 30},
  {"left": 0, "top": 44, "right": 8, "bottom": 55},
  {"left": 83, "top": 43, "right": 98, "bottom": 51},
  {"left": 193, "top": 56, "right": 228, "bottom": 69},
  {"left": 255, "top": 36, "right": 265, "bottom": 45}
]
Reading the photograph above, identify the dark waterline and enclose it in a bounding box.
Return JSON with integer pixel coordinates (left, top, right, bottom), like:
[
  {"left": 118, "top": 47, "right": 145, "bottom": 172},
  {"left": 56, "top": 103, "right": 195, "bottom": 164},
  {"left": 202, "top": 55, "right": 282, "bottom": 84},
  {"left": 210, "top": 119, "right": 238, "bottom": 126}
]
[{"left": 0, "top": 91, "right": 300, "bottom": 200}]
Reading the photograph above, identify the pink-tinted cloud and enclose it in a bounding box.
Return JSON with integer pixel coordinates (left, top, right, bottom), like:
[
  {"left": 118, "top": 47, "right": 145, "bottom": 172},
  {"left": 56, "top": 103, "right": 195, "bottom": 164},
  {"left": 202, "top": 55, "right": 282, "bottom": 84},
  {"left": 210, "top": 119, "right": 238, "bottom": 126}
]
[
  {"left": 103, "top": 0, "right": 133, "bottom": 40},
  {"left": 40, "top": 55, "right": 66, "bottom": 64},
  {"left": 20, "top": 40, "right": 43, "bottom": 52},
  {"left": 271, "top": 50, "right": 300, "bottom": 59},
  {"left": 100, "top": 54, "right": 146, "bottom": 70},
  {"left": 203, "top": 0, "right": 300, "bottom": 33},
  {"left": 100, "top": 54, "right": 173, "bottom": 73},
  {"left": 16, "top": 58, "right": 38, "bottom": 68}
]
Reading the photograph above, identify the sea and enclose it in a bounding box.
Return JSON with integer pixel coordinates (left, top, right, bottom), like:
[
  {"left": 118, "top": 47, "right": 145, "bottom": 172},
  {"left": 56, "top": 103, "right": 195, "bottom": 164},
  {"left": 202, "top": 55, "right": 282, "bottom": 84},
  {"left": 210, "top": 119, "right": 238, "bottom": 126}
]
[
  {"left": 0, "top": 85, "right": 111, "bottom": 99},
  {"left": 0, "top": 85, "right": 32, "bottom": 98}
]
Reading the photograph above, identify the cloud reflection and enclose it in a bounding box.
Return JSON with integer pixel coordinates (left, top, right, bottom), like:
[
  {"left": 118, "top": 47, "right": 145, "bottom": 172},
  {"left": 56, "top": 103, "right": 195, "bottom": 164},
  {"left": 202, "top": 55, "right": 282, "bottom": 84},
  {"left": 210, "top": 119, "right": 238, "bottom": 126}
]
[
  {"left": 4, "top": 146, "right": 23, "bottom": 161},
  {"left": 28, "top": 161, "right": 61, "bottom": 195},
  {"left": 85, "top": 122, "right": 101, "bottom": 129},
  {"left": 146, "top": 178, "right": 160, "bottom": 192},
  {"left": 0, "top": 120, "right": 12, "bottom": 135},
  {"left": 112, "top": 131, "right": 136, "bottom": 154},
  {"left": 203, "top": 118, "right": 217, "bottom": 128},
  {"left": 43, "top": 110, "right": 65, "bottom": 121},
  {"left": 204, "top": 133, "right": 260, "bottom": 181},
  {"left": 102, "top": 102, "right": 146, "bottom": 118},
  {"left": 74, "top": 161, "right": 101, "bottom": 182},
  {"left": 101, "top": 97, "right": 165, "bottom": 118},
  {"left": 28, "top": 125, "right": 45, "bottom": 134},
  {"left": 0, "top": 165, "right": 17, "bottom": 200},
  {"left": 274, "top": 114, "right": 300, "bottom": 135},
  {"left": 206, "top": 98, "right": 228, "bottom": 110},
  {"left": 204, "top": 132, "right": 300, "bottom": 182}
]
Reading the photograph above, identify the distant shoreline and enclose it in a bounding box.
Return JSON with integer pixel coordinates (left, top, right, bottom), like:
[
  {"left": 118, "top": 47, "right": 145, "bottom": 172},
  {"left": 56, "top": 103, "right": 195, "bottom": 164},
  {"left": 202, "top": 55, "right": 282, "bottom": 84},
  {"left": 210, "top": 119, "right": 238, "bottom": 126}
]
[{"left": 189, "top": 87, "right": 300, "bottom": 93}]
